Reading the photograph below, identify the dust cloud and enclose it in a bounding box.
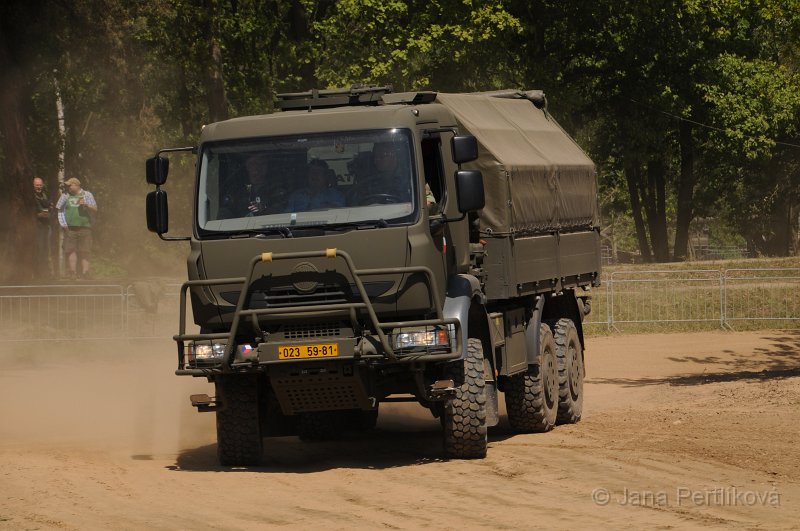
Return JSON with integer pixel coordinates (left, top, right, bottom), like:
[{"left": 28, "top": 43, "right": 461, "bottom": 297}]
[
  {"left": 3, "top": 331, "right": 799, "bottom": 529},
  {"left": 0, "top": 340, "right": 214, "bottom": 458},
  {"left": 0, "top": 337, "right": 443, "bottom": 460}
]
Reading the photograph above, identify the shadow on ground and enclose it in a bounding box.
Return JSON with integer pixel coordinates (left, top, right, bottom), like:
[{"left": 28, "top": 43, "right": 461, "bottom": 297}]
[
  {"left": 590, "top": 330, "right": 800, "bottom": 387},
  {"left": 169, "top": 420, "right": 520, "bottom": 473}
]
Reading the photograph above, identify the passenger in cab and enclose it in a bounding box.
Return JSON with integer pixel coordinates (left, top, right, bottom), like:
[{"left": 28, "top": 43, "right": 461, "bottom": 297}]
[{"left": 287, "top": 159, "right": 345, "bottom": 212}]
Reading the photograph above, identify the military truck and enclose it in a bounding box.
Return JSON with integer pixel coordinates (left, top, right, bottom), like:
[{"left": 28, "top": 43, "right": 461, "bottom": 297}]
[{"left": 145, "top": 86, "right": 600, "bottom": 465}]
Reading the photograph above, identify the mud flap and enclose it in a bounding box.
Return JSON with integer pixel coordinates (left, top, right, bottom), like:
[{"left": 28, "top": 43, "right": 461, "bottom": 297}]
[{"left": 484, "top": 359, "right": 500, "bottom": 427}]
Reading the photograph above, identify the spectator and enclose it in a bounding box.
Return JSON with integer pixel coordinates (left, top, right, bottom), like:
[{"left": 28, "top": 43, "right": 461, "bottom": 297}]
[
  {"left": 287, "top": 160, "right": 345, "bottom": 212},
  {"left": 33, "top": 177, "right": 52, "bottom": 278},
  {"left": 56, "top": 177, "right": 97, "bottom": 279}
]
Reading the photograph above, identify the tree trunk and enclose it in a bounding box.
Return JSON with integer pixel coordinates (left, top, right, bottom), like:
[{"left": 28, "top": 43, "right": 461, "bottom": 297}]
[
  {"left": 289, "top": 0, "right": 315, "bottom": 87},
  {"left": 205, "top": 0, "right": 229, "bottom": 123},
  {"left": 0, "top": 37, "right": 35, "bottom": 283},
  {"left": 646, "top": 158, "right": 669, "bottom": 262},
  {"left": 178, "top": 63, "right": 194, "bottom": 138},
  {"left": 623, "top": 160, "right": 653, "bottom": 262},
  {"left": 674, "top": 121, "right": 695, "bottom": 261}
]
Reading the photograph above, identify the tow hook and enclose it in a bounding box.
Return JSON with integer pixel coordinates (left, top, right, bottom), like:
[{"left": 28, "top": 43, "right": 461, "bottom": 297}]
[
  {"left": 429, "top": 379, "right": 456, "bottom": 398},
  {"left": 190, "top": 393, "right": 219, "bottom": 412}
]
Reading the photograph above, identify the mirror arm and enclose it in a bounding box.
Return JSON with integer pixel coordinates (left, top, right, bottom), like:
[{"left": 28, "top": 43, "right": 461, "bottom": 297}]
[
  {"left": 430, "top": 212, "right": 466, "bottom": 226},
  {"left": 421, "top": 127, "right": 457, "bottom": 138},
  {"left": 157, "top": 146, "right": 196, "bottom": 157},
  {"left": 159, "top": 234, "right": 191, "bottom": 241}
]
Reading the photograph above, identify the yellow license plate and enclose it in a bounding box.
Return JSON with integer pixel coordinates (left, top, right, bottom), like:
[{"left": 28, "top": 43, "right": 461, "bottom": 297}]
[{"left": 278, "top": 343, "right": 339, "bottom": 360}]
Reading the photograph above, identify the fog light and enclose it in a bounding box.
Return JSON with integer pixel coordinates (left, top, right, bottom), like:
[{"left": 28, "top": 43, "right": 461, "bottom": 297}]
[{"left": 188, "top": 342, "right": 226, "bottom": 363}]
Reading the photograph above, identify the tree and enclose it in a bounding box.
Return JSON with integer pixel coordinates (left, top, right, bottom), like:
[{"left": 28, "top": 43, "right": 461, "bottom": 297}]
[
  {"left": 699, "top": 53, "right": 800, "bottom": 255},
  {"left": 0, "top": 0, "right": 54, "bottom": 282},
  {"left": 314, "top": 0, "right": 522, "bottom": 91}
]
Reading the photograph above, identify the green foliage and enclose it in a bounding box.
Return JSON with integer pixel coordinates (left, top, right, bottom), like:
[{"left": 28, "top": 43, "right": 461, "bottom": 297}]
[
  {"left": 314, "top": 0, "right": 523, "bottom": 90},
  {"left": 2, "top": 0, "right": 800, "bottom": 283},
  {"left": 700, "top": 54, "right": 800, "bottom": 159}
]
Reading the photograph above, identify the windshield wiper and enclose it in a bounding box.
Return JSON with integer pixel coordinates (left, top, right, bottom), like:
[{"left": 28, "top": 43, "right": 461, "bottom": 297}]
[
  {"left": 227, "top": 227, "right": 292, "bottom": 239},
  {"left": 324, "top": 219, "right": 389, "bottom": 231}
]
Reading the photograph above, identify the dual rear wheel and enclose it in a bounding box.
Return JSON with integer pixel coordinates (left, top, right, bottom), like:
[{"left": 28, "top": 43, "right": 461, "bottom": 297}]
[{"left": 504, "top": 318, "right": 584, "bottom": 433}]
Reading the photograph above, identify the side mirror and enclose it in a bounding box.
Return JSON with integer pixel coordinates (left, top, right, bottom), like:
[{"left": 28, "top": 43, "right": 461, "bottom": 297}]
[
  {"left": 146, "top": 156, "right": 169, "bottom": 185},
  {"left": 451, "top": 135, "right": 479, "bottom": 164},
  {"left": 146, "top": 190, "right": 169, "bottom": 234},
  {"left": 455, "top": 170, "right": 485, "bottom": 213}
]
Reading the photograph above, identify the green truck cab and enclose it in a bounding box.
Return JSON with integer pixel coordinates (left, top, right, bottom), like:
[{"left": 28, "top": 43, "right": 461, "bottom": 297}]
[{"left": 145, "top": 86, "right": 601, "bottom": 465}]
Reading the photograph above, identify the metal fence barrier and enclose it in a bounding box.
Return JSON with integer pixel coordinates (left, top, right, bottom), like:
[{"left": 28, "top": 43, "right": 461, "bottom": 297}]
[
  {"left": 125, "top": 282, "right": 184, "bottom": 339},
  {"left": 582, "top": 268, "right": 800, "bottom": 332},
  {"left": 722, "top": 268, "right": 800, "bottom": 330},
  {"left": 609, "top": 269, "right": 724, "bottom": 330},
  {"left": 0, "top": 268, "right": 798, "bottom": 341},
  {"left": 0, "top": 284, "right": 125, "bottom": 341}
]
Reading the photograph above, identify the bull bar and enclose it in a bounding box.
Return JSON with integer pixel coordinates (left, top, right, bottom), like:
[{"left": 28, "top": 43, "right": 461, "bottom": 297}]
[{"left": 173, "top": 248, "right": 462, "bottom": 375}]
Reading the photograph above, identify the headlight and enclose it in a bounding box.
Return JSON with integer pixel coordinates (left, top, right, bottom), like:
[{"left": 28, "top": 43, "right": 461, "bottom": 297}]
[
  {"left": 188, "top": 342, "right": 226, "bottom": 363},
  {"left": 393, "top": 326, "right": 450, "bottom": 350}
]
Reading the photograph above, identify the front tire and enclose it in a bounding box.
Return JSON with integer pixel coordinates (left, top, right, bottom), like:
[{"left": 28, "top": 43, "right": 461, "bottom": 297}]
[
  {"left": 504, "top": 323, "right": 558, "bottom": 433},
  {"left": 553, "top": 318, "right": 584, "bottom": 424},
  {"left": 442, "top": 338, "right": 488, "bottom": 459},
  {"left": 215, "top": 375, "right": 264, "bottom": 466}
]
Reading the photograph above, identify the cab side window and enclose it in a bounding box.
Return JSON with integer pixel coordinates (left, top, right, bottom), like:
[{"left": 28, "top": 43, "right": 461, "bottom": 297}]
[{"left": 421, "top": 137, "right": 445, "bottom": 214}]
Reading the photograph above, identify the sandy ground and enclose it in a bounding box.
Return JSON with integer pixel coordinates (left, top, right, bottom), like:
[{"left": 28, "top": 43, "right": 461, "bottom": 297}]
[{"left": 1, "top": 330, "right": 799, "bottom": 530}]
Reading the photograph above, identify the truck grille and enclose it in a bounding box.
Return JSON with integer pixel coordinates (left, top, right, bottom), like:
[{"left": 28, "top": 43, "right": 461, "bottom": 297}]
[
  {"left": 219, "top": 280, "right": 392, "bottom": 308},
  {"left": 282, "top": 323, "right": 341, "bottom": 340},
  {"left": 263, "top": 286, "right": 347, "bottom": 307}
]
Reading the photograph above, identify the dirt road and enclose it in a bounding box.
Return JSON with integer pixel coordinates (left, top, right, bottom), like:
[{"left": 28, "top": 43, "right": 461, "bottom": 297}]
[{"left": 1, "top": 331, "right": 799, "bottom": 529}]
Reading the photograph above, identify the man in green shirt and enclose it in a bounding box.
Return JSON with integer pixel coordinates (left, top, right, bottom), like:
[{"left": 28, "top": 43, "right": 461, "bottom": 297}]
[{"left": 56, "top": 177, "right": 98, "bottom": 279}]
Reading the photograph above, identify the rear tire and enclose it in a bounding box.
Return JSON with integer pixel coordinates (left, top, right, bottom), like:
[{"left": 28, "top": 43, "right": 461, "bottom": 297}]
[
  {"left": 215, "top": 375, "right": 264, "bottom": 466},
  {"left": 504, "top": 323, "right": 558, "bottom": 433},
  {"left": 442, "top": 338, "right": 488, "bottom": 459},
  {"left": 553, "top": 318, "right": 584, "bottom": 424}
]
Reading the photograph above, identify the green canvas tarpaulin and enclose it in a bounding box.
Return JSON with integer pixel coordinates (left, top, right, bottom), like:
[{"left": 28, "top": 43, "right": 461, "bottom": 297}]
[{"left": 436, "top": 91, "right": 599, "bottom": 236}]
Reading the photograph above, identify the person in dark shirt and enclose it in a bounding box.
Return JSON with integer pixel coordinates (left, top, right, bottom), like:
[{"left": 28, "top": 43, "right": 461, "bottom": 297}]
[
  {"left": 220, "top": 154, "right": 288, "bottom": 217},
  {"left": 33, "top": 177, "right": 52, "bottom": 278},
  {"left": 348, "top": 142, "right": 411, "bottom": 205}
]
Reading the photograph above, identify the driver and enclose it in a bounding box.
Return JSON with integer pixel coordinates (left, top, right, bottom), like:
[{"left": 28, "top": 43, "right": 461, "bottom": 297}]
[{"left": 348, "top": 142, "right": 411, "bottom": 205}]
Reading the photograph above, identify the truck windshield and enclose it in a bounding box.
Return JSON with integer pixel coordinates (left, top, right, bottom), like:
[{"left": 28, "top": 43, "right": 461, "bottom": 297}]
[{"left": 197, "top": 129, "right": 417, "bottom": 233}]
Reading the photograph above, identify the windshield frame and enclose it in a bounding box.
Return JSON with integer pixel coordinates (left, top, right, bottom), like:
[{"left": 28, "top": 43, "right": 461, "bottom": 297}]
[{"left": 195, "top": 128, "right": 420, "bottom": 238}]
